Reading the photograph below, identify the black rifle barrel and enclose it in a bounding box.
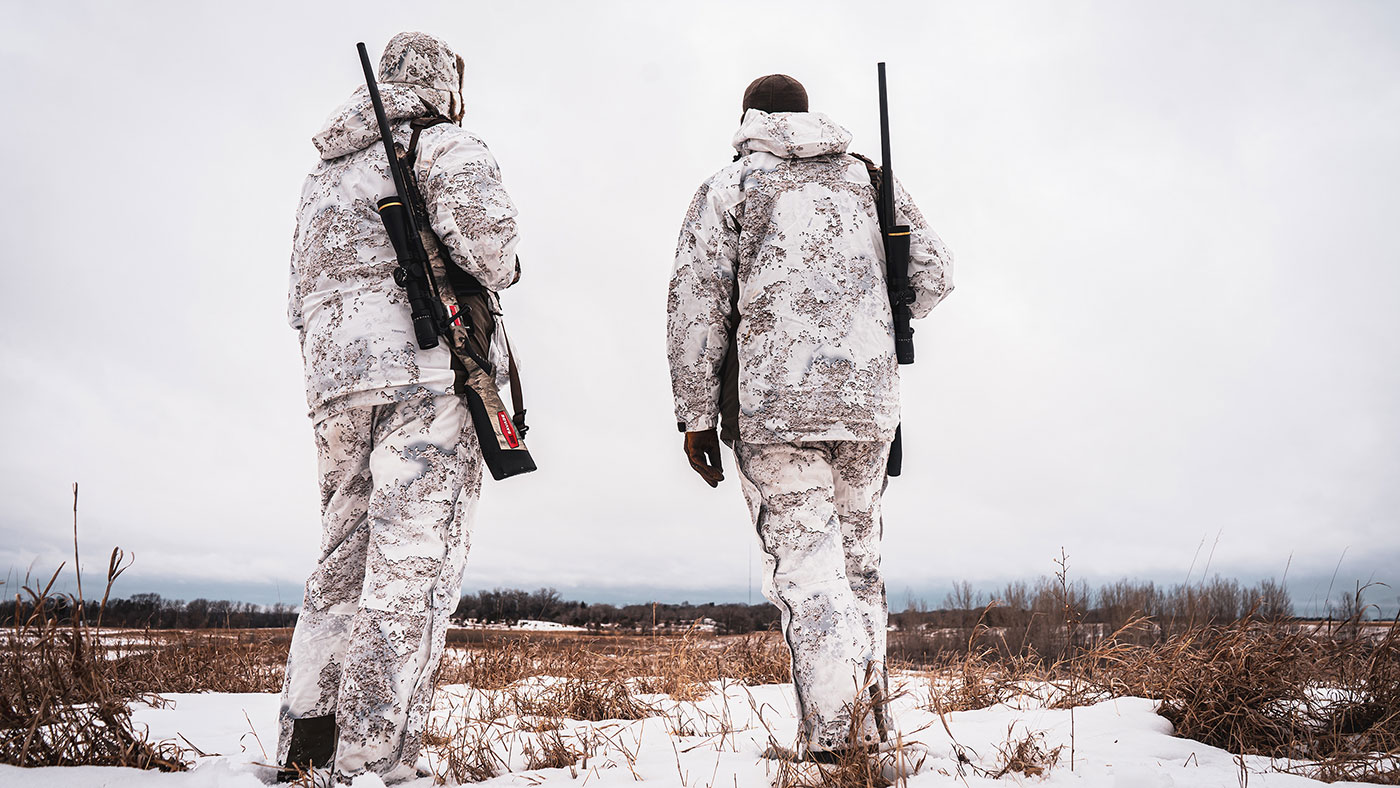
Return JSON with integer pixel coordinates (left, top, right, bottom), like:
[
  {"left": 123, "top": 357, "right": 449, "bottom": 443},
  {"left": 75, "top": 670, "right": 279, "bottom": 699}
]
[
  {"left": 878, "top": 61, "right": 913, "bottom": 477},
  {"left": 878, "top": 62, "right": 895, "bottom": 227},
  {"left": 356, "top": 42, "right": 440, "bottom": 350},
  {"left": 877, "top": 62, "right": 914, "bottom": 367},
  {"left": 358, "top": 43, "right": 413, "bottom": 220}
]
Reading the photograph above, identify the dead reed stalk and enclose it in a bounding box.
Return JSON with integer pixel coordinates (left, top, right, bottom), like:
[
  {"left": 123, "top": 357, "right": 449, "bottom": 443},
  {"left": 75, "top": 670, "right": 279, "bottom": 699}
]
[{"left": 1, "top": 555, "right": 188, "bottom": 769}]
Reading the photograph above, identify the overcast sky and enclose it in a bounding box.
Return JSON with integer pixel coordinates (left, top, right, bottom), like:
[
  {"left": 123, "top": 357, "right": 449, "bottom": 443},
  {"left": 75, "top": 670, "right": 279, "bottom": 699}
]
[{"left": 2, "top": 1, "right": 1397, "bottom": 616}]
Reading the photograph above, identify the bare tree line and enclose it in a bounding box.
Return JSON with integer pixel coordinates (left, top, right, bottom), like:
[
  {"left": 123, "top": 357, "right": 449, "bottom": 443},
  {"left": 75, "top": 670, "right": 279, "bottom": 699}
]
[
  {"left": 451, "top": 588, "right": 780, "bottom": 634},
  {"left": 0, "top": 593, "right": 298, "bottom": 629},
  {"left": 8, "top": 575, "right": 1385, "bottom": 639}
]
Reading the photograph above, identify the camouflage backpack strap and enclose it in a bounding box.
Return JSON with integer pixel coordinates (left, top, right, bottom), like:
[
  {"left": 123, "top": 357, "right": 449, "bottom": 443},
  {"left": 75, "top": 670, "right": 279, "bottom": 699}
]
[
  {"left": 849, "top": 152, "right": 892, "bottom": 228},
  {"left": 405, "top": 114, "right": 453, "bottom": 168},
  {"left": 503, "top": 327, "right": 528, "bottom": 438},
  {"left": 404, "top": 114, "right": 530, "bottom": 440},
  {"left": 401, "top": 114, "right": 495, "bottom": 364},
  {"left": 718, "top": 181, "right": 745, "bottom": 444},
  {"left": 718, "top": 265, "right": 741, "bottom": 446}
]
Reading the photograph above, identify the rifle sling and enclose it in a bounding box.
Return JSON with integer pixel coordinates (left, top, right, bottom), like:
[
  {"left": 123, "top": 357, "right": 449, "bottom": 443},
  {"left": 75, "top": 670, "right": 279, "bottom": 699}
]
[
  {"left": 505, "top": 328, "right": 525, "bottom": 420},
  {"left": 403, "top": 114, "right": 528, "bottom": 429},
  {"left": 852, "top": 150, "right": 905, "bottom": 476},
  {"left": 849, "top": 152, "right": 887, "bottom": 226}
]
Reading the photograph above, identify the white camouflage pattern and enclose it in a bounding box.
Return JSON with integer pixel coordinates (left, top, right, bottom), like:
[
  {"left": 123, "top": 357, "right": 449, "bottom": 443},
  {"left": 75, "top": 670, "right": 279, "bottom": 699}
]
[
  {"left": 281, "top": 32, "right": 512, "bottom": 785},
  {"left": 668, "top": 108, "right": 956, "bottom": 752},
  {"left": 289, "top": 33, "right": 519, "bottom": 421},
  {"left": 278, "top": 394, "right": 481, "bottom": 783},
  {"left": 734, "top": 440, "right": 893, "bottom": 752},
  {"left": 375, "top": 31, "right": 466, "bottom": 124},
  {"left": 667, "top": 109, "right": 954, "bottom": 443}
]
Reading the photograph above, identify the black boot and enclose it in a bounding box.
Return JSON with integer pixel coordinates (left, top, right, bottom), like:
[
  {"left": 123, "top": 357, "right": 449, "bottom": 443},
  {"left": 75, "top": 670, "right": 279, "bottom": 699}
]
[{"left": 277, "top": 715, "right": 337, "bottom": 783}]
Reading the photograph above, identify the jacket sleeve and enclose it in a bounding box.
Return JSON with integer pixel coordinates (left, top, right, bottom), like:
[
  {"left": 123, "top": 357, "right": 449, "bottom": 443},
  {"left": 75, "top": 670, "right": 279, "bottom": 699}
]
[
  {"left": 894, "top": 176, "right": 954, "bottom": 319},
  {"left": 667, "top": 176, "right": 741, "bottom": 433},
  {"left": 287, "top": 255, "right": 304, "bottom": 333},
  {"left": 419, "top": 132, "right": 521, "bottom": 292},
  {"left": 287, "top": 177, "right": 311, "bottom": 334}
]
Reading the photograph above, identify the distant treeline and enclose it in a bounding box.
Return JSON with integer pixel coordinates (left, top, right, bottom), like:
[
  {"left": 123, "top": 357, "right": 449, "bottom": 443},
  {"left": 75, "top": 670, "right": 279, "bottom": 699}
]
[
  {"left": 0, "top": 588, "right": 779, "bottom": 634},
  {"left": 885, "top": 575, "right": 1389, "bottom": 663},
  {"left": 896, "top": 575, "right": 1298, "bottom": 632},
  {"left": 0, "top": 593, "right": 298, "bottom": 629},
  {"left": 452, "top": 588, "right": 780, "bottom": 634},
  {"left": 5, "top": 575, "right": 1373, "bottom": 636}
]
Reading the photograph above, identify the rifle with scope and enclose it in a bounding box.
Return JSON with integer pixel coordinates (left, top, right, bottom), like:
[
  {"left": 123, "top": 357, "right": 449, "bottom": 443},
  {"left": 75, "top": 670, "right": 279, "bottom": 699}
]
[
  {"left": 876, "top": 62, "right": 914, "bottom": 477},
  {"left": 355, "top": 42, "right": 536, "bottom": 480},
  {"left": 357, "top": 42, "right": 446, "bottom": 352}
]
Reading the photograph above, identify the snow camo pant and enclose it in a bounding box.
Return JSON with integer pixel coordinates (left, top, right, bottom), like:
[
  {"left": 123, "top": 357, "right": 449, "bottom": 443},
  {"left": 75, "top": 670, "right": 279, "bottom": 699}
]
[
  {"left": 734, "top": 440, "right": 893, "bottom": 752},
  {"left": 277, "top": 393, "right": 481, "bottom": 783}
]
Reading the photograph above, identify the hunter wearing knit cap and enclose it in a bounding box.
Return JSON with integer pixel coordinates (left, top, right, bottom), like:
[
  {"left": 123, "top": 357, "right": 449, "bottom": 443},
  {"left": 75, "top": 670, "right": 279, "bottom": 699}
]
[
  {"left": 742, "top": 74, "right": 809, "bottom": 114},
  {"left": 667, "top": 74, "right": 955, "bottom": 764}
]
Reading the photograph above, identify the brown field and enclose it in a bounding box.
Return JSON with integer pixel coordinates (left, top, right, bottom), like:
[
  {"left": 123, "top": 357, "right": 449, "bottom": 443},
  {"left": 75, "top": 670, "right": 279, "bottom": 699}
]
[{"left": 4, "top": 577, "right": 1398, "bottom": 784}]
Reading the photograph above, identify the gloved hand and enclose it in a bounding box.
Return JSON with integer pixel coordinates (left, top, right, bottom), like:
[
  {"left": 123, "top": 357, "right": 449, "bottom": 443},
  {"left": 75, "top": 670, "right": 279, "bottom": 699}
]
[{"left": 684, "top": 429, "right": 725, "bottom": 487}]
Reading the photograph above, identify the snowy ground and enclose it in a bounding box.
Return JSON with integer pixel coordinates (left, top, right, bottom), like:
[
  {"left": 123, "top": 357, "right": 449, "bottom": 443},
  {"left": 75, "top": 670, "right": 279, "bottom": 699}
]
[
  {"left": 0, "top": 676, "right": 1372, "bottom": 787},
  {"left": 453, "top": 620, "right": 590, "bottom": 633}
]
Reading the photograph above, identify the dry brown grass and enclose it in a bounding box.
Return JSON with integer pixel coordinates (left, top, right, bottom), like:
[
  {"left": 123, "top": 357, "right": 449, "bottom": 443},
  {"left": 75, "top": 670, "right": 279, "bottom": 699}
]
[
  {"left": 758, "top": 671, "right": 935, "bottom": 788},
  {"left": 10, "top": 595, "right": 1398, "bottom": 785},
  {"left": 913, "top": 609, "right": 1400, "bottom": 784},
  {"left": 1092, "top": 617, "right": 1400, "bottom": 782},
  {"left": 1, "top": 557, "right": 189, "bottom": 770},
  {"left": 107, "top": 629, "right": 289, "bottom": 695},
  {"left": 926, "top": 648, "right": 1038, "bottom": 713},
  {"left": 8, "top": 531, "right": 1396, "bottom": 786},
  {"left": 439, "top": 628, "right": 788, "bottom": 701},
  {"left": 513, "top": 677, "right": 655, "bottom": 722},
  {"left": 990, "top": 725, "right": 1063, "bottom": 778},
  {"left": 426, "top": 717, "right": 509, "bottom": 783},
  {"left": 424, "top": 629, "right": 791, "bottom": 783}
]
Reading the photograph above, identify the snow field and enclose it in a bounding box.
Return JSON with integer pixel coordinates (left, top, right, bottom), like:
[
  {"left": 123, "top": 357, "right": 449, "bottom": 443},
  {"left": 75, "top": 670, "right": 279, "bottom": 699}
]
[{"left": 0, "top": 673, "right": 1373, "bottom": 787}]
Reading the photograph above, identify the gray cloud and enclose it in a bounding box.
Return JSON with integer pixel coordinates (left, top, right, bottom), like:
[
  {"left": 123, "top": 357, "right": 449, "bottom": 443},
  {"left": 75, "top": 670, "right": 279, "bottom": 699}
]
[{"left": 2, "top": 1, "right": 1396, "bottom": 616}]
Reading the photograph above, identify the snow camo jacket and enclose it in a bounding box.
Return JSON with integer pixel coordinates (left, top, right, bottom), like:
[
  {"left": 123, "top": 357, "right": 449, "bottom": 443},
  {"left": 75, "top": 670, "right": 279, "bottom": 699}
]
[
  {"left": 667, "top": 110, "right": 954, "bottom": 444},
  {"left": 288, "top": 34, "right": 519, "bottom": 420}
]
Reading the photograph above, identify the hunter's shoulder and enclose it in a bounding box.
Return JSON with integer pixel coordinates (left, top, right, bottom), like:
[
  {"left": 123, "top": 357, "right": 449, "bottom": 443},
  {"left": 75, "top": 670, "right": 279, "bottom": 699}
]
[
  {"left": 705, "top": 158, "right": 747, "bottom": 187},
  {"left": 692, "top": 159, "right": 753, "bottom": 202},
  {"left": 842, "top": 151, "right": 879, "bottom": 174},
  {"left": 681, "top": 164, "right": 747, "bottom": 225},
  {"left": 420, "top": 123, "right": 492, "bottom": 151},
  {"left": 417, "top": 124, "right": 502, "bottom": 175}
]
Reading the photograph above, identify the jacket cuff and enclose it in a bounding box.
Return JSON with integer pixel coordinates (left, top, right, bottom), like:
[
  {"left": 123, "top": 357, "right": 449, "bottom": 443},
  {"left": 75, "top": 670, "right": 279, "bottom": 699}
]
[{"left": 676, "top": 414, "right": 717, "bottom": 433}]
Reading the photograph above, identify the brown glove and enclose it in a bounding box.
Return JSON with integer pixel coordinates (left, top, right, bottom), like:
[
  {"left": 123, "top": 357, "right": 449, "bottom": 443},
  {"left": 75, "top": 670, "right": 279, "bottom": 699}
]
[{"left": 684, "top": 429, "right": 725, "bottom": 488}]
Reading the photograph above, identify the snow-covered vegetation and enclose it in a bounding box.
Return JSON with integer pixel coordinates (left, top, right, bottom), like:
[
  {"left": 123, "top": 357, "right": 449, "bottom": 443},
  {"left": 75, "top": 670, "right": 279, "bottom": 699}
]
[
  {"left": 4, "top": 559, "right": 1397, "bottom": 786},
  {"left": 4, "top": 614, "right": 1398, "bottom": 786}
]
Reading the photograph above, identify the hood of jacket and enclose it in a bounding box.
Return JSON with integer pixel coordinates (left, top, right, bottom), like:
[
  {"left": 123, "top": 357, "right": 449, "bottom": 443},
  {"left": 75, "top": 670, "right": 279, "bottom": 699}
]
[
  {"left": 312, "top": 31, "right": 464, "bottom": 161},
  {"left": 312, "top": 83, "right": 433, "bottom": 160},
  {"left": 732, "top": 109, "right": 853, "bottom": 159}
]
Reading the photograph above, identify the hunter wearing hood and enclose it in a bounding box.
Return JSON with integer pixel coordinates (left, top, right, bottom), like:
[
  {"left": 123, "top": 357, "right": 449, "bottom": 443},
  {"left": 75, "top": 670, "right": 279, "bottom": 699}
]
[
  {"left": 280, "top": 32, "right": 519, "bottom": 783},
  {"left": 666, "top": 75, "right": 954, "bottom": 760}
]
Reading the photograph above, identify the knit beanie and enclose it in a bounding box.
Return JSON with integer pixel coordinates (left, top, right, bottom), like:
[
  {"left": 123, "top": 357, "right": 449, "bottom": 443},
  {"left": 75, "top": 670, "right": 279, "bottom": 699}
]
[{"left": 742, "top": 74, "right": 808, "bottom": 114}]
